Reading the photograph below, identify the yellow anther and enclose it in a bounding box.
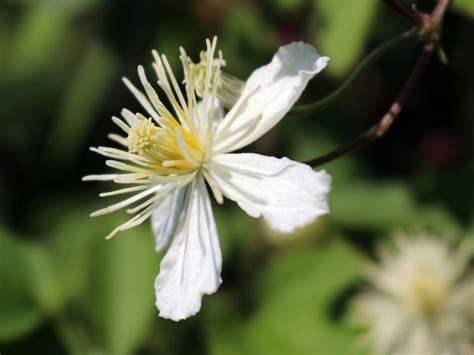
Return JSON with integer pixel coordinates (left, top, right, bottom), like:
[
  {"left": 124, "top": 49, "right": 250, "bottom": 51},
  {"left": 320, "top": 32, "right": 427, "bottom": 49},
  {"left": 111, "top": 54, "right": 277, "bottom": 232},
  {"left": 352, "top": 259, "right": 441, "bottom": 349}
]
[
  {"left": 127, "top": 117, "right": 160, "bottom": 155},
  {"left": 185, "top": 51, "right": 226, "bottom": 98}
]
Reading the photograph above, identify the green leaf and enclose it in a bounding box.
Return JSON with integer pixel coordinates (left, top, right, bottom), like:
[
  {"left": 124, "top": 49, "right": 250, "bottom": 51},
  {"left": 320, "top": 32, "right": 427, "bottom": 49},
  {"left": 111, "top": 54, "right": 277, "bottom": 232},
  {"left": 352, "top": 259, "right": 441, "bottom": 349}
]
[
  {"left": 453, "top": 0, "right": 474, "bottom": 18},
  {"left": 45, "top": 43, "right": 118, "bottom": 163},
  {"left": 330, "top": 182, "right": 417, "bottom": 230},
  {"left": 287, "top": 126, "right": 361, "bottom": 184},
  {"left": 45, "top": 203, "right": 161, "bottom": 354},
  {"left": 330, "top": 182, "right": 461, "bottom": 232},
  {"left": 314, "top": 0, "right": 379, "bottom": 76},
  {"left": 18, "top": 0, "right": 101, "bottom": 14},
  {"left": 208, "top": 240, "right": 366, "bottom": 355},
  {"left": 271, "top": 0, "right": 308, "bottom": 14},
  {"left": 214, "top": 204, "right": 259, "bottom": 259},
  {"left": 6, "top": 6, "right": 73, "bottom": 79},
  {"left": 85, "top": 221, "right": 160, "bottom": 355},
  {"left": 0, "top": 228, "right": 44, "bottom": 341},
  {"left": 220, "top": 4, "right": 277, "bottom": 75}
]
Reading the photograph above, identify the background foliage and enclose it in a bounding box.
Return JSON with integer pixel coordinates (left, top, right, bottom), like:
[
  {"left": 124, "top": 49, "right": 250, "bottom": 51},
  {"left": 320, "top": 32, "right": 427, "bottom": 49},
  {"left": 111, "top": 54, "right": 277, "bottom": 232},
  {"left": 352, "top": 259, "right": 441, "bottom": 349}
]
[{"left": 0, "top": 0, "right": 473, "bottom": 354}]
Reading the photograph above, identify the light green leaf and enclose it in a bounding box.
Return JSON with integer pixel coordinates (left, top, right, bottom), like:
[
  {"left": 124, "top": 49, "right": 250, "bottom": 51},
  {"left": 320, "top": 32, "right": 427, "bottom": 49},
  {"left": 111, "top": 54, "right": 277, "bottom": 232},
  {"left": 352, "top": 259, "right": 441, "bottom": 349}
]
[
  {"left": 330, "top": 182, "right": 460, "bottom": 232},
  {"left": 330, "top": 182, "right": 417, "bottom": 230},
  {"left": 85, "top": 221, "right": 160, "bottom": 355},
  {"left": 7, "top": 6, "right": 72, "bottom": 79},
  {"left": 453, "top": 0, "right": 474, "bottom": 18},
  {"left": 17, "top": 0, "right": 100, "bottom": 14},
  {"left": 209, "top": 240, "right": 366, "bottom": 355},
  {"left": 314, "top": 0, "right": 379, "bottom": 76},
  {"left": 45, "top": 44, "right": 118, "bottom": 163},
  {"left": 220, "top": 3, "right": 277, "bottom": 75},
  {"left": 0, "top": 228, "right": 44, "bottom": 341}
]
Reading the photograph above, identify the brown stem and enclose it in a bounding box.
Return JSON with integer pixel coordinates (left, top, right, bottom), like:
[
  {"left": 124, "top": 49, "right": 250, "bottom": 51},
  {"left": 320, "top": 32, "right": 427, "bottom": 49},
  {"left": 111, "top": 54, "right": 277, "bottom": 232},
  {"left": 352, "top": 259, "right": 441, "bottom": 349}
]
[
  {"left": 305, "top": 42, "right": 435, "bottom": 167},
  {"left": 383, "top": 0, "right": 425, "bottom": 26}
]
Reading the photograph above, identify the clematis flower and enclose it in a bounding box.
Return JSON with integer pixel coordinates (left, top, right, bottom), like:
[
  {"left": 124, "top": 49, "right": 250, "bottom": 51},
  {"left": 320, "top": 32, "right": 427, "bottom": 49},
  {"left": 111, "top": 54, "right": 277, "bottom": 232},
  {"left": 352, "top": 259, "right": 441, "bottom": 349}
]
[
  {"left": 83, "top": 37, "right": 331, "bottom": 321},
  {"left": 353, "top": 233, "right": 474, "bottom": 355},
  {"left": 184, "top": 47, "right": 245, "bottom": 108}
]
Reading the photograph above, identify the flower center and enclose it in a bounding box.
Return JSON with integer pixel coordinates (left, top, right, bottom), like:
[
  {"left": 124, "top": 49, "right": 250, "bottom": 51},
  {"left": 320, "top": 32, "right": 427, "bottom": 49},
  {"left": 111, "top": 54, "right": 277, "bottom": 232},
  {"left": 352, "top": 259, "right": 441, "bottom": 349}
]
[
  {"left": 410, "top": 275, "right": 446, "bottom": 318},
  {"left": 127, "top": 115, "right": 205, "bottom": 175},
  {"left": 127, "top": 117, "right": 160, "bottom": 155}
]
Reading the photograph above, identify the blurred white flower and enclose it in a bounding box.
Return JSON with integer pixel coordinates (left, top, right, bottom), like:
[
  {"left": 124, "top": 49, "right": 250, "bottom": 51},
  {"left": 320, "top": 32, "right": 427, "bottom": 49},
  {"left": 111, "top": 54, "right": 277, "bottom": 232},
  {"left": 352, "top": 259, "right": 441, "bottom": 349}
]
[
  {"left": 84, "top": 37, "right": 331, "bottom": 321},
  {"left": 354, "top": 233, "right": 474, "bottom": 355}
]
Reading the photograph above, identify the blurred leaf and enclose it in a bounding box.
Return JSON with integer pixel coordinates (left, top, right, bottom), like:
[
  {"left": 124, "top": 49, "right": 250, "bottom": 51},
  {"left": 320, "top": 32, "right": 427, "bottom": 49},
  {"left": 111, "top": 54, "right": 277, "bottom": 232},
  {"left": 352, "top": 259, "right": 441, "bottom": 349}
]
[
  {"left": 38, "top": 200, "right": 162, "bottom": 353},
  {"left": 288, "top": 126, "right": 360, "bottom": 184},
  {"left": 0, "top": 14, "right": 8, "bottom": 69},
  {"left": 214, "top": 204, "right": 259, "bottom": 259},
  {"left": 330, "top": 182, "right": 460, "bottom": 232},
  {"left": 453, "top": 0, "right": 474, "bottom": 18},
  {"left": 314, "top": 0, "right": 378, "bottom": 76},
  {"left": 7, "top": 6, "right": 73, "bottom": 79},
  {"left": 330, "top": 182, "right": 417, "bottom": 230},
  {"left": 86, "top": 221, "right": 160, "bottom": 355},
  {"left": 271, "top": 0, "right": 308, "bottom": 13},
  {"left": 208, "top": 240, "right": 366, "bottom": 355},
  {"left": 46, "top": 44, "right": 118, "bottom": 163},
  {"left": 47, "top": 204, "right": 108, "bottom": 308},
  {"left": 16, "top": 0, "right": 101, "bottom": 14},
  {"left": 0, "top": 228, "right": 44, "bottom": 341},
  {"left": 220, "top": 3, "right": 277, "bottom": 75}
]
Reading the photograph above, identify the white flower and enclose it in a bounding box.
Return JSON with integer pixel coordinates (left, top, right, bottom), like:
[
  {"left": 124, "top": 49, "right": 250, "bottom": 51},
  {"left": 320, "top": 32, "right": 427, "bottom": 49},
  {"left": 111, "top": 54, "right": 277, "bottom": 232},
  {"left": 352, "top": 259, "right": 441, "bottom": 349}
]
[
  {"left": 84, "top": 37, "right": 331, "bottom": 321},
  {"left": 354, "top": 233, "right": 474, "bottom": 355},
  {"left": 184, "top": 47, "right": 245, "bottom": 108}
]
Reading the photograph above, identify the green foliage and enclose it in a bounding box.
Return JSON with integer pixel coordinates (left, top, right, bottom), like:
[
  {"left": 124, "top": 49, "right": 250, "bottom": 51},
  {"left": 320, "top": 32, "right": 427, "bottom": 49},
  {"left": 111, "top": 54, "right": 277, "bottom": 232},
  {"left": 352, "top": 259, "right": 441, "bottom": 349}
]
[
  {"left": 6, "top": 6, "right": 73, "bottom": 79},
  {"left": 314, "top": 0, "right": 379, "bottom": 76},
  {"left": 0, "top": 229, "right": 44, "bottom": 341},
  {"left": 84, "top": 218, "right": 160, "bottom": 355},
  {"left": 45, "top": 44, "right": 118, "bottom": 163},
  {"left": 453, "top": 0, "right": 474, "bottom": 18},
  {"left": 0, "top": 0, "right": 471, "bottom": 353},
  {"left": 330, "top": 182, "right": 460, "bottom": 232},
  {"left": 219, "top": 3, "right": 276, "bottom": 75},
  {"left": 208, "top": 240, "right": 365, "bottom": 355},
  {"left": 272, "top": 0, "right": 309, "bottom": 14}
]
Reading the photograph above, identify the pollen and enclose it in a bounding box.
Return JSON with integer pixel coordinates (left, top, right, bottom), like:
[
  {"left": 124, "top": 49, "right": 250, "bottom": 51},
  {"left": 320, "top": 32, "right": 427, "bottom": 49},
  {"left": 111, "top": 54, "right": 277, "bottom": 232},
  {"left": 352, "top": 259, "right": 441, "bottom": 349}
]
[{"left": 127, "top": 117, "right": 160, "bottom": 155}]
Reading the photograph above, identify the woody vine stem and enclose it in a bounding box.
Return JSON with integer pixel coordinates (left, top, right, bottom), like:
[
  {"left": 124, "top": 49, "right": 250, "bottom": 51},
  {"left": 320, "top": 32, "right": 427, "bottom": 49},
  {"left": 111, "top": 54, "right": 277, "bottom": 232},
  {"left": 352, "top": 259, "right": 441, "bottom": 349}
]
[{"left": 301, "top": 0, "right": 451, "bottom": 167}]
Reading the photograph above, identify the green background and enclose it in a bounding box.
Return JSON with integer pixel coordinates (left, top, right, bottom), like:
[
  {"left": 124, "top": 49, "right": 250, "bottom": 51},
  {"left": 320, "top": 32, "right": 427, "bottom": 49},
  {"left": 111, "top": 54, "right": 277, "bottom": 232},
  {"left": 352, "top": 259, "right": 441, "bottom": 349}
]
[{"left": 0, "top": 0, "right": 473, "bottom": 354}]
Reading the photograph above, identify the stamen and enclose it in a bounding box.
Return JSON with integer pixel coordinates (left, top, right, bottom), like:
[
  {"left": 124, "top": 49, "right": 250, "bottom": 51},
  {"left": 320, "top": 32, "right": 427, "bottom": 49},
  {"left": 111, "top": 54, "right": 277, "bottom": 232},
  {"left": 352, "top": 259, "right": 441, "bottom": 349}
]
[
  {"left": 90, "top": 184, "right": 163, "bottom": 217},
  {"left": 108, "top": 133, "right": 128, "bottom": 147}
]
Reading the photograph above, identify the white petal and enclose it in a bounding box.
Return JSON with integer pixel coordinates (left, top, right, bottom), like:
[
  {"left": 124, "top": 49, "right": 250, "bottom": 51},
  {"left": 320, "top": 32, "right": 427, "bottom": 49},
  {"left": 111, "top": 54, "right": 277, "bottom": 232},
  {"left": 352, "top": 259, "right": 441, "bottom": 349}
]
[
  {"left": 214, "top": 42, "right": 329, "bottom": 153},
  {"left": 209, "top": 153, "right": 331, "bottom": 233},
  {"left": 151, "top": 186, "right": 186, "bottom": 252},
  {"left": 154, "top": 175, "right": 222, "bottom": 321}
]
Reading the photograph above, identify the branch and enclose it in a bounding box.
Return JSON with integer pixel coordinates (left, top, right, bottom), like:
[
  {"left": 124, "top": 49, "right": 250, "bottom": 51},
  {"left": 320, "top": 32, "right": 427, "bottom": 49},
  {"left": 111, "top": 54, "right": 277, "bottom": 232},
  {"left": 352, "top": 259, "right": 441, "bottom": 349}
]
[
  {"left": 305, "top": 41, "right": 435, "bottom": 167},
  {"left": 291, "top": 28, "right": 418, "bottom": 117},
  {"left": 383, "top": 0, "right": 425, "bottom": 26}
]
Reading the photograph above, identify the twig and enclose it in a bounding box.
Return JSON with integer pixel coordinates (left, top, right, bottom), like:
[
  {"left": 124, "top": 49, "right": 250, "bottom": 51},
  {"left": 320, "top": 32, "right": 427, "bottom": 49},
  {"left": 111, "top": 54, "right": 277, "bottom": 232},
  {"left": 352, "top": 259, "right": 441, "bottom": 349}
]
[
  {"left": 303, "top": 0, "right": 451, "bottom": 167},
  {"left": 291, "top": 28, "right": 418, "bottom": 117},
  {"left": 305, "top": 41, "right": 435, "bottom": 167},
  {"left": 383, "top": 0, "right": 424, "bottom": 26}
]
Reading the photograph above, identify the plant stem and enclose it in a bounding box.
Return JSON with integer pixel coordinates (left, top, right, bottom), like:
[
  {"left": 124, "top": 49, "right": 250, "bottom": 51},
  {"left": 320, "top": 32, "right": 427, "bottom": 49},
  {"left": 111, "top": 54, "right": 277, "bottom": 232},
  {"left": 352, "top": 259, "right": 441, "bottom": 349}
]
[
  {"left": 304, "top": 41, "right": 435, "bottom": 167},
  {"left": 291, "top": 28, "right": 418, "bottom": 117},
  {"left": 382, "top": 0, "right": 425, "bottom": 26}
]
